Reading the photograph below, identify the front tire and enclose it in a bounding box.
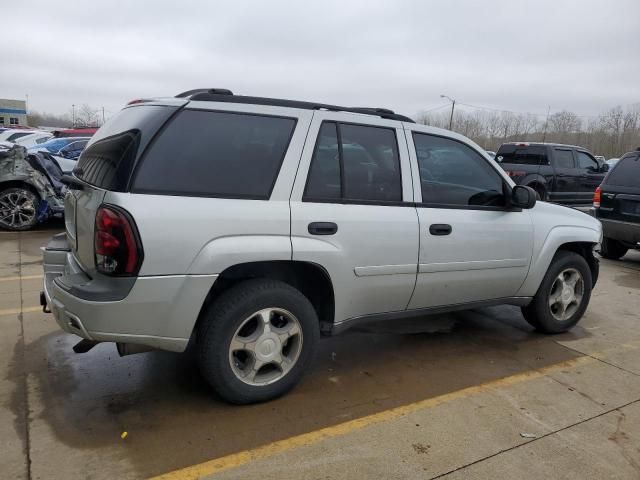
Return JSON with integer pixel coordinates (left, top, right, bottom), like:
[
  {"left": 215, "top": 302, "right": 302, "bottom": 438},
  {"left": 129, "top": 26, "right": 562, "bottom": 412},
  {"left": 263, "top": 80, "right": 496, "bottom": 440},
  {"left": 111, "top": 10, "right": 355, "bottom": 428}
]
[
  {"left": 0, "top": 187, "right": 40, "bottom": 231},
  {"left": 599, "top": 237, "right": 628, "bottom": 260},
  {"left": 521, "top": 251, "right": 592, "bottom": 333},
  {"left": 197, "top": 279, "right": 319, "bottom": 404}
]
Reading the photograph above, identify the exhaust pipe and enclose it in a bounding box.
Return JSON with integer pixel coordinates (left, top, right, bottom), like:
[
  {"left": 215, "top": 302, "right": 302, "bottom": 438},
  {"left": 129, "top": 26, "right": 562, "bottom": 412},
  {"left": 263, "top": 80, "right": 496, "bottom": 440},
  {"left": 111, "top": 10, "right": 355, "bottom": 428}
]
[{"left": 116, "top": 342, "right": 155, "bottom": 357}]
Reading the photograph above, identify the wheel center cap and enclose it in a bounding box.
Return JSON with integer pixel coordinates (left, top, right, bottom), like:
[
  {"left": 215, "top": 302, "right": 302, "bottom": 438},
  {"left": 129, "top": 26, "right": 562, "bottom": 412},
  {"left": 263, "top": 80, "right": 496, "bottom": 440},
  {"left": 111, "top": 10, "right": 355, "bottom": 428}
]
[
  {"left": 256, "top": 334, "right": 280, "bottom": 361},
  {"left": 562, "top": 287, "right": 573, "bottom": 302}
]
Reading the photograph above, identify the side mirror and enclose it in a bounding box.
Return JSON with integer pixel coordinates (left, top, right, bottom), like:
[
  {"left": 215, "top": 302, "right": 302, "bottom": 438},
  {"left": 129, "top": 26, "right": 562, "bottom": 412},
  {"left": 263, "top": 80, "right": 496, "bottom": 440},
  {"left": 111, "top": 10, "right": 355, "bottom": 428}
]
[
  {"left": 601, "top": 163, "right": 609, "bottom": 173},
  {"left": 511, "top": 185, "right": 537, "bottom": 209}
]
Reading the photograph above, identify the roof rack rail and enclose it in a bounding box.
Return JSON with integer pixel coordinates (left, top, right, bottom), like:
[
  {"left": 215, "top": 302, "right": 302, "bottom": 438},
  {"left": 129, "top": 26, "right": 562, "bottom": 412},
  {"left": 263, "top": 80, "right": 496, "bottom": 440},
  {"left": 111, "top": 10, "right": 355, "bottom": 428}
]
[
  {"left": 175, "top": 88, "right": 233, "bottom": 98},
  {"left": 176, "top": 89, "right": 414, "bottom": 123}
]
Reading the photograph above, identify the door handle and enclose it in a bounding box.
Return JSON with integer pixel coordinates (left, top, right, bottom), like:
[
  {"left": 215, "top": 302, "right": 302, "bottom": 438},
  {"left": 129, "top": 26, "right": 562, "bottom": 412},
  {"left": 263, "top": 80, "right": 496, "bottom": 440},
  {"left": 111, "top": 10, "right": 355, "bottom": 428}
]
[
  {"left": 429, "top": 224, "right": 452, "bottom": 236},
  {"left": 308, "top": 222, "right": 338, "bottom": 235}
]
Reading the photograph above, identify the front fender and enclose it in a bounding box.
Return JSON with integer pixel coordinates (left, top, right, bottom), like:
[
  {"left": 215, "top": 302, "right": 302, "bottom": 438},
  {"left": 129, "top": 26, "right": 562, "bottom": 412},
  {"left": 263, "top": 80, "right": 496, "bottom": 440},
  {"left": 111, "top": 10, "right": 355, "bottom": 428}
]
[{"left": 516, "top": 225, "right": 601, "bottom": 297}]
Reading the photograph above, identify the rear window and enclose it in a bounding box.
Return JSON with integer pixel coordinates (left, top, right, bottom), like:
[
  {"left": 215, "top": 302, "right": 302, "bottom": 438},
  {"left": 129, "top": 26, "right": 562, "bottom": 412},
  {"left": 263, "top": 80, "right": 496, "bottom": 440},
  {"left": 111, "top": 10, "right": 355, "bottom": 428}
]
[
  {"left": 496, "top": 145, "right": 548, "bottom": 165},
  {"left": 132, "top": 110, "right": 296, "bottom": 199},
  {"left": 6, "top": 132, "right": 31, "bottom": 142},
  {"left": 605, "top": 154, "right": 640, "bottom": 187},
  {"left": 74, "top": 105, "right": 179, "bottom": 190}
]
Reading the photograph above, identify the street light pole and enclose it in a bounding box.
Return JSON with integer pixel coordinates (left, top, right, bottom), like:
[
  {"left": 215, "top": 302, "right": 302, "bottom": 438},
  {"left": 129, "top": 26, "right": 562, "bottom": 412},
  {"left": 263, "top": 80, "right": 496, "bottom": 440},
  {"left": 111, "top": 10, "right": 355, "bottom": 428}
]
[
  {"left": 440, "top": 94, "right": 456, "bottom": 130},
  {"left": 72, "top": 104, "right": 76, "bottom": 127}
]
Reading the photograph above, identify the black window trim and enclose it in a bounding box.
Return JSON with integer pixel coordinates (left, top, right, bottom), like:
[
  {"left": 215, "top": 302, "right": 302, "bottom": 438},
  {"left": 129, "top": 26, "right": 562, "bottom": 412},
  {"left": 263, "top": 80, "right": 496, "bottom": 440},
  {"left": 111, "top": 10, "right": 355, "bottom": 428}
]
[
  {"left": 411, "top": 130, "right": 516, "bottom": 212},
  {"left": 129, "top": 107, "right": 298, "bottom": 200},
  {"left": 302, "top": 119, "right": 405, "bottom": 206}
]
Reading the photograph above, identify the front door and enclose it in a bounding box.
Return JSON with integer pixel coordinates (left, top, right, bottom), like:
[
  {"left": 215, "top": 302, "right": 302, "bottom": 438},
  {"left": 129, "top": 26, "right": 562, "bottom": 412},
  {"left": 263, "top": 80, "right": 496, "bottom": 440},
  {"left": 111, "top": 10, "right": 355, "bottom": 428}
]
[
  {"left": 405, "top": 128, "right": 534, "bottom": 309},
  {"left": 575, "top": 150, "right": 605, "bottom": 203},
  {"left": 289, "top": 112, "right": 419, "bottom": 324}
]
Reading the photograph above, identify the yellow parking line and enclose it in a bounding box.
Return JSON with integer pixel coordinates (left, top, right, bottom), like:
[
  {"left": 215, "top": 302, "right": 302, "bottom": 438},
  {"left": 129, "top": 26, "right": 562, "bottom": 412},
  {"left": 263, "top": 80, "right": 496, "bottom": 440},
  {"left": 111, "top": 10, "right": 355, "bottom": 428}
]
[
  {"left": 0, "top": 306, "right": 43, "bottom": 317},
  {"left": 0, "top": 274, "right": 43, "bottom": 283},
  {"left": 151, "top": 355, "right": 595, "bottom": 480}
]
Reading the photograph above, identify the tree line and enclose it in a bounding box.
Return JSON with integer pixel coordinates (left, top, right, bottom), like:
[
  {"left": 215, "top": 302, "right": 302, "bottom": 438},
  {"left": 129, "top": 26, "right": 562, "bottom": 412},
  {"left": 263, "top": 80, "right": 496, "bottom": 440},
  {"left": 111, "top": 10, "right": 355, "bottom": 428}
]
[
  {"left": 418, "top": 104, "right": 640, "bottom": 158},
  {"left": 27, "top": 104, "right": 105, "bottom": 129}
]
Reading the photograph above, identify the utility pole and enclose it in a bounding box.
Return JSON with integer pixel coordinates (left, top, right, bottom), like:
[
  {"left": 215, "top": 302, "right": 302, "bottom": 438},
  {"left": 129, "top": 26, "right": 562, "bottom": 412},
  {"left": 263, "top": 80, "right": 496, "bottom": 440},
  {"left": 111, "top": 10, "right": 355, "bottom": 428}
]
[
  {"left": 440, "top": 94, "right": 456, "bottom": 130},
  {"left": 72, "top": 104, "right": 76, "bottom": 127},
  {"left": 101, "top": 106, "right": 105, "bottom": 125}
]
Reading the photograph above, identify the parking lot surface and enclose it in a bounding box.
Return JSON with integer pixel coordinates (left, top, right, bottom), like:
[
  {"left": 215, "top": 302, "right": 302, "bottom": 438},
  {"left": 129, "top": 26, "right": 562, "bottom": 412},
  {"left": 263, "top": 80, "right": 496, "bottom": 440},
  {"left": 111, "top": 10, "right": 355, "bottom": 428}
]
[{"left": 2, "top": 226, "right": 640, "bottom": 479}]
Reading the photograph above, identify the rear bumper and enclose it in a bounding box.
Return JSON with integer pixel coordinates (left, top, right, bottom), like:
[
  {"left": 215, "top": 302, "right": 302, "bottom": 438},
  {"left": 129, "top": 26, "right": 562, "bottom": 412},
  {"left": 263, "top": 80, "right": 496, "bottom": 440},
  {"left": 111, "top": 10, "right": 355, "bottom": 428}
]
[
  {"left": 599, "top": 218, "right": 640, "bottom": 245},
  {"left": 42, "top": 235, "right": 217, "bottom": 352}
]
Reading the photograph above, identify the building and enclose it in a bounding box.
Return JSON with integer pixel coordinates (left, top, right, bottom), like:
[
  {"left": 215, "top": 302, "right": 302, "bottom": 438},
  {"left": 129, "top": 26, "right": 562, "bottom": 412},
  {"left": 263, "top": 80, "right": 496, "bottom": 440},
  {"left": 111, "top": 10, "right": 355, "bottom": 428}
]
[{"left": 0, "top": 98, "right": 28, "bottom": 127}]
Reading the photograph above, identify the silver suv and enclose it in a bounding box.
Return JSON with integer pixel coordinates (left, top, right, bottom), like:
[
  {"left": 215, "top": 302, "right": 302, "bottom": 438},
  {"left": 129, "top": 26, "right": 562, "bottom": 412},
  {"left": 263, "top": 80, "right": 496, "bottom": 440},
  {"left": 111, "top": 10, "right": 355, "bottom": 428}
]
[{"left": 42, "top": 89, "right": 602, "bottom": 404}]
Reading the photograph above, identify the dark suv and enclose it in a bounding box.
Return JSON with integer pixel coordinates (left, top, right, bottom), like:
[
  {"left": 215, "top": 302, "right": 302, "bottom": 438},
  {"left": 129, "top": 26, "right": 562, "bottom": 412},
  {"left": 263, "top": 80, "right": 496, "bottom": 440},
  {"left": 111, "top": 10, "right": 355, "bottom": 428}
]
[
  {"left": 593, "top": 149, "right": 640, "bottom": 259},
  {"left": 496, "top": 142, "right": 608, "bottom": 204}
]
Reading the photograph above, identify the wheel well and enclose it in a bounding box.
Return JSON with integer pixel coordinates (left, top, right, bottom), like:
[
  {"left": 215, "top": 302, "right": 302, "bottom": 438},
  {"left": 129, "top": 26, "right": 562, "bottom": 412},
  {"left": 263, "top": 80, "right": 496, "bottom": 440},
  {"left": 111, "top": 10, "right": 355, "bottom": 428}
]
[
  {"left": 0, "top": 180, "right": 41, "bottom": 199},
  {"left": 557, "top": 242, "right": 599, "bottom": 286},
  {"left": 196, "top": 261, "right": 335, "bottom": 335}
]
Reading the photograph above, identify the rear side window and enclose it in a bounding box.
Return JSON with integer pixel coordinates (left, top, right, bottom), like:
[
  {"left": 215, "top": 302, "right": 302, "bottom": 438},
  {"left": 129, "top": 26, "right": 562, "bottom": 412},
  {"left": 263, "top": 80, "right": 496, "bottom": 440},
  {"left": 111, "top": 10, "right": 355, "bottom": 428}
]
[
  {"left": 554, "top": 149, "right": 575, "bottom": 168},
  {"left": 133, "top": 110, "right": 296, "bottom": 199},
  {"left": 75, "top": 105, "right": 179, "bottom": 190},
  {"left": 496, "top": 145, "right": 548, "bottom": 165},
  {"left": 606, "top": 155, "right": 640, "bottom": 187},
  {"left": 304, "top": 121, "right": 402, "bottom": 203}
]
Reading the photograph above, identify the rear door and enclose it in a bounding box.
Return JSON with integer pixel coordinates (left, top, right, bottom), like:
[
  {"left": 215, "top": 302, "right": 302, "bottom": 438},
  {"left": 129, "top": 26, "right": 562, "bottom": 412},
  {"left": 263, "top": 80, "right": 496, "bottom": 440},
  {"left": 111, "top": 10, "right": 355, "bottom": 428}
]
[
  {"left": 575, "top": 150, "right": 605, "bottom": 203},
  {"left": 406, "top": 127, "right": 533, "bottom": 308},
  {"left": 549, "top": 148, "right": 578, "bottom": 203},
  {"left": 290, "top": 112, "right": 419, "bottom": 324},
  {"left": 70, "top": 103, "right": 182, "bottom": 273},
  {"left": 599, "top": 153, "right": 640, "bottom": 223}
]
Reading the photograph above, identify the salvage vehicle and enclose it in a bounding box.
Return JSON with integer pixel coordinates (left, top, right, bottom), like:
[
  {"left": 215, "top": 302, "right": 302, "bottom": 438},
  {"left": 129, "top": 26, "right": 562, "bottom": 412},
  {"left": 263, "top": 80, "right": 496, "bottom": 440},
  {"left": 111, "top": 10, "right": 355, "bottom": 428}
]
[
  {"left": 42, "top": 89, "right": 602, "bottom": 404},
  {"left": 593, "top": 149, "right": 640, "bottom": 259},
  {"left": 0, "top": 145, "right": 65, "bottom": 230},
  {"left": 29, "top": 137, "right": 90, "bottom": 172},
  {"left": 495, "top": 142, "right": 608, "bottom": 204}
]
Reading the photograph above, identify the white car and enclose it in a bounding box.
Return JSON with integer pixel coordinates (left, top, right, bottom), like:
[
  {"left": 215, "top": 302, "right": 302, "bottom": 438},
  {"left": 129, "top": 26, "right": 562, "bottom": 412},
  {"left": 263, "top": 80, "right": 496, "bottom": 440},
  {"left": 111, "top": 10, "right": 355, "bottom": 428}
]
[{"left": 0, "top": 129, "right": 52, "bottom": 148}]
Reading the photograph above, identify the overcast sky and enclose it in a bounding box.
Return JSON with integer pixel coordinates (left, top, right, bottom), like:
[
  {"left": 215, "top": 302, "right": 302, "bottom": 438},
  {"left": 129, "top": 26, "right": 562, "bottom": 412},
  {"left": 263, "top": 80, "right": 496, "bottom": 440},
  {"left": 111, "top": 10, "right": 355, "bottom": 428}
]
[{"left": 3, "top": 0, "right": 639, "bottom": 121}]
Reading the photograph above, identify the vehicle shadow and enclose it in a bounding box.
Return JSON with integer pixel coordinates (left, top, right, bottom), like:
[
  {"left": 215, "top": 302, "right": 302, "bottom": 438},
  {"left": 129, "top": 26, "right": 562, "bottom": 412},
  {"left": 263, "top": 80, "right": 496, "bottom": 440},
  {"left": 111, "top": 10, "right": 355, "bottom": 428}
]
[{"left": 12, "top": 305, "right": 587, "bottom": 478}]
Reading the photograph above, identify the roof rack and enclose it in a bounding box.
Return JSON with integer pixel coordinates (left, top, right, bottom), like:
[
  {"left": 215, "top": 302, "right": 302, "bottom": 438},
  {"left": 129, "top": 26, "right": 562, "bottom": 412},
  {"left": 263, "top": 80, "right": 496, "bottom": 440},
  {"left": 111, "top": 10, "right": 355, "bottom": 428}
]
[{"left": 175, "top": 89, "right": 414, "bottom": 123}]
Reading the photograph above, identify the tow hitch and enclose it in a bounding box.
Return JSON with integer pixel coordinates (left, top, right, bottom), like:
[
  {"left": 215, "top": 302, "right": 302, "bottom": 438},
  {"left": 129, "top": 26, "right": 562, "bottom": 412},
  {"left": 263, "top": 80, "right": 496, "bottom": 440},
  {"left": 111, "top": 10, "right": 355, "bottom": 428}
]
[{"left": 73, "top": 339, "right": 100, "bottom": 354}]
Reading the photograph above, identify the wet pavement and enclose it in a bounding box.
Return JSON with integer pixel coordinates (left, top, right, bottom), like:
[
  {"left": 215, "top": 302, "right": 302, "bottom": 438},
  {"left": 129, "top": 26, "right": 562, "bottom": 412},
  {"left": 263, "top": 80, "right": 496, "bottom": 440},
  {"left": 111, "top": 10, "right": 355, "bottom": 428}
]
[{"left": 2, "top": 225, "right": 640, "bottom": 479}]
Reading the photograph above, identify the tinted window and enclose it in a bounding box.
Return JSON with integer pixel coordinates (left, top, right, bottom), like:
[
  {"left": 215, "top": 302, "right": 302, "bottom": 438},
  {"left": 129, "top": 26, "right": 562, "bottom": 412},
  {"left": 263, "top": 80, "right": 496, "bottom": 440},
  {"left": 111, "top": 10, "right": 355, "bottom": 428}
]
[
  {"left": 303, "top": 122, "right": 402, "bottom": 202},
  {"left": 133, "top": 110, "right": 296, "bottom": 199},
  {"left": 414, "top": 133, "right": 505, "bottom": 207},
  {"left": 576, "top": 151, "right": 598, "bottom": 170},
  {"left": 496, "top": 145, "right": 548, "bottom": 165},
  {"left": 304, "top": 122, "right": 340, "bottom": 200},
  {"left": 606, "top": 155, "right": 640, "bottom": 187},
  {"left": 75, "top": 105, "right": 179, "bottom": 190},
  {"left": 554, "top": 149, "right": 575, "bottom": 168}
]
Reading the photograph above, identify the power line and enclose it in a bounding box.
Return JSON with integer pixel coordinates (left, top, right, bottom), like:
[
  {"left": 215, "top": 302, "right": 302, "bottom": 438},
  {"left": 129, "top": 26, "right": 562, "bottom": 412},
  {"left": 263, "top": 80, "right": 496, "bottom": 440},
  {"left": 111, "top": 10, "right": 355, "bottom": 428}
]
[{"left": 420, "top": 103, "right": 453, "bottom": 114}]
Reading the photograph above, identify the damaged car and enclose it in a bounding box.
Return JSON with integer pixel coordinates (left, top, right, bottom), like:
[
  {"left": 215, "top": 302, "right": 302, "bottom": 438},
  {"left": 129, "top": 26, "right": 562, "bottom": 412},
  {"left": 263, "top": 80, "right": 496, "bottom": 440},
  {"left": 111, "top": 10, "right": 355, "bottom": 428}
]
[{"left": 0, "top": 144, "right": 66, "bottom": 230}]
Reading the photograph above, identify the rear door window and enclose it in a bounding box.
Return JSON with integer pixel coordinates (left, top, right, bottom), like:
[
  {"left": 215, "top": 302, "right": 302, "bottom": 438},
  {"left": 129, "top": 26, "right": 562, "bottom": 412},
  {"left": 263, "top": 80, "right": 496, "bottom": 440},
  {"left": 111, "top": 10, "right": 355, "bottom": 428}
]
[
  {"left": 132, "top": 110, "right": 296, "bottom": 199},
  {"left": 496, "top": 145, "right": 548, "bottom": 165},
  {"left": 554, "top": 149, "right": 575, "bottom": 169},
  {"left": 303, "top": 121, "right": 402, "bottom": 203},
  {"left": 605, "top": 154, "right": 640, "bottom": 187}
]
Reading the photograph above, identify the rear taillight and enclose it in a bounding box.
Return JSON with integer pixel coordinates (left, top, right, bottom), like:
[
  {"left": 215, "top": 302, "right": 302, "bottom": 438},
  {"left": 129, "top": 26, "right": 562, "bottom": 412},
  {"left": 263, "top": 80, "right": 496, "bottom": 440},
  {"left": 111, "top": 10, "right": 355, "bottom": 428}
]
[
  {"left": 94, "top": 205, "right": 143, "bottom": 275},
  {"left": 593, "top": 186, "right": 601, "bottom": 208}
]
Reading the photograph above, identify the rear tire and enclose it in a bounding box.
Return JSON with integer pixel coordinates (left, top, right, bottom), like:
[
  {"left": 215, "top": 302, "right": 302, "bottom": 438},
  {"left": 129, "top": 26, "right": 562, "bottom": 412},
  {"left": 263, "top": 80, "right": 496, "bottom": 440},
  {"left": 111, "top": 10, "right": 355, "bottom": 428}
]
[
  {"left": 197, "top": 278, "right": 319, "bottom": 404},
  {"left": 531, "top": 184, "right": 548, "bottom": 202},
  {"left": 599, "top": 237, "right": 628, "bottom": 260},
  {"left": 521, "top": 251, "right": 592, "bottom": 334},
  {"left": 0, "top": 187, "right": 40, "bottom": 231}
]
